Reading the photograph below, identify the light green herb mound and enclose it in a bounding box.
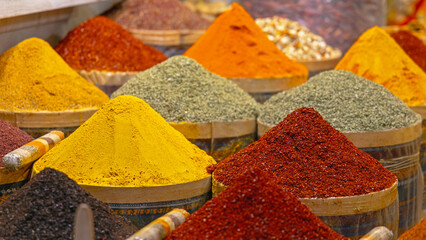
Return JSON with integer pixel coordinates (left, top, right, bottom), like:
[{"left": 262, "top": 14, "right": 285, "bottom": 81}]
[
  {"left": 112, "top": 56, "right": 259, "bottom": 123},
  {"left": 260, "top": 70, "right": 420, "bottom": 132}
]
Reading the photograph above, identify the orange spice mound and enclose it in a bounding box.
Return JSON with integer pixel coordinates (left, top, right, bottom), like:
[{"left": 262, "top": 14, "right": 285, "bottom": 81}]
[{"left": 183, "top": 3, "right": 308, "bottom": 79}]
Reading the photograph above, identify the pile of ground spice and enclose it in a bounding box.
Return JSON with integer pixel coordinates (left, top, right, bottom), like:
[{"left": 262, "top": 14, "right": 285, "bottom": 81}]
[
  {"left": 398, "top": 217, "right": 426, "bottom": 240},
  {"left": 0, "top": 168, "right": 137, "bottom": 239},
  {"left": 111, "top": 56, "right": 259, "bottom": 123},
  {"left": 167, "top": 168, "right": 347, "bottom": 239},
  {"left": 33, "top": 95, "right": 216, "bottom": 187},
  {"left": 56, "top": 16, "right": 167, "bottom": 72},
  {"left": 391, "top": 30, "right": 426, "bottom": 72},
  {"left": 260, "top": 70, "right": 420, "bottom": 131},
  {"left": 183, "top": 3, "right": 308, "bottom": 79},
  {"left": 0, "top": 38, "right": 108, "bottom": 111},
  {"left": 106, "top": 0, "right": 211, "bottom": 30},
  {"left": 212, "top": 108, "right": 397, "bottom": 198},
  {"left": 335, "top": 26, "right": 426, "bottom": 106},
  {"left": 0, "top": 120, "right": 33, "bottom": 168}
]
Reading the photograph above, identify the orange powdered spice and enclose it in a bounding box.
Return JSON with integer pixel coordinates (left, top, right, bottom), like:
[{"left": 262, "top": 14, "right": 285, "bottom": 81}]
[{"left": 183, "top": 3, "right": 308, "bottom": 79}]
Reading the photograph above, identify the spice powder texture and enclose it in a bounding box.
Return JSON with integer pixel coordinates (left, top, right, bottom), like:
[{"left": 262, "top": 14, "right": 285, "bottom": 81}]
[
  {"left": 0, "top": 120, "right": 33, "bottom": 168},
  {"left": 398, "top": 217, "right": 426, "bottom": 240},
  {"left": 335, "top": 26, "right": 426, "bottom": 106},
  {"left": 55, "top": 16, "right": 167, "bottom": 72},
  {"left": 183, "top": 3, "right": 308, "bottom": 79},
  {"left": 0, "top": 38, "right": 108, "bottom": 111},
  {"left": 391, "top": 30, "right": 426, "bottom": 73},
  {"left": 111, "top": 56, "right": 259, "bottom": 123},
  {"left": 167, "top": 168, "right": 348, "bottom": 240},
  {"left": 212, "top": 108, "right": 397, "bottom": 198},
  {"left": 33, "top": 95, "right": 216, "bottom": 187}
]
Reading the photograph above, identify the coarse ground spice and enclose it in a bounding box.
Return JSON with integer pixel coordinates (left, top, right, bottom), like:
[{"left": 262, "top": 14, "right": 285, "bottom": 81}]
[
  {"left": 183, "top": 3, "right": 308, "bottom": 79},
  {"left": 398, "top": 217, "right": 426, "bottom": 240},
  {"left": 0, "top": 120, "right": 33, "bottom": 168},
  {"left": 111, "top": 56, "right": 259, "bottom": 123},
  {"left": 212, "top": 108, "right": 397, "bottom": 198},
  {"left": 106, "top": 0, "right": 211, "bottom": 30},
  {"left": 0, "top": 168, "right": 137, "bottom": 239},
  {"left": 33, "top": 95, "right": 216, "bottom": 187},
  {"left": 56, "top": 16, "right": 167, "bottom": 72},
  {"left": 335, "top": 26, "right": 426, "bottom": 106},
  {"left": 260, "top": 70, "right": 420, "bottom": 131},
  {"left": 0, "top": 38, "right": 108, "bottom": 111},
  {"left": 167, "top": 168, "right": 348, "bottom": 240},
  {"left": 391, "top": 30, "right": 426, "bottom": 72}
]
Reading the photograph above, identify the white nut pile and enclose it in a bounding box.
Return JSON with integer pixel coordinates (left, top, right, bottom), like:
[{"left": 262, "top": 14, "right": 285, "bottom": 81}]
[{"left": 256, "top": 17, "right": 341, "bottom": 61}]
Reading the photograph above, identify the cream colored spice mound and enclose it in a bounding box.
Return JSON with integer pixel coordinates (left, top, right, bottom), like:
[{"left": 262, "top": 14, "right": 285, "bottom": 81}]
[{"left": 33, "top": 95, "right": 216, "bottom": 187}]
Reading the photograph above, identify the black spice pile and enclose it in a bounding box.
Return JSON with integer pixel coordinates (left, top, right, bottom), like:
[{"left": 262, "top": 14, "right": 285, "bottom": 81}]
[
  {"left": 0, "top": 168, "right": 138, "bottom": 240},
  {"left": 0, "top": 119, "right": 33, "bottom": 167}
]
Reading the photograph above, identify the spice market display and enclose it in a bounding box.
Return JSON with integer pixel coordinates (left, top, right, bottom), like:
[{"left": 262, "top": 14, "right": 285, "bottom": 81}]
[{"left": 2, "top": 0, "right": 426, "bottom": 239}]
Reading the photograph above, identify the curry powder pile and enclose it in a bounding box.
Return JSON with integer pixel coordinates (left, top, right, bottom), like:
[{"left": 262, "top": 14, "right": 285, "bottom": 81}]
[
  {"left": 398, "top": 217, "right": 426, "bottom": 240},
  {"left": 33, "top": 95, "right": 216, "bottom": 187},
  {"left": 183, "top": 3, "right": 308, "bottom": 79},
  {"left": 0, "top": 38, "right": 108, "bottom": 111},
  {"left": 335, "top": 26, "right": 426, "bottom": 106}
]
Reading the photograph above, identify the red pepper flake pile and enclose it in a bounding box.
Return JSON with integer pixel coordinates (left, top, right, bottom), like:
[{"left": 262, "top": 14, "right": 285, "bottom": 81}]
[
  {"left": 106, "top": 0, "right": 211, "bottom": 31},
  {"left": 212, "top": 107, "right": 397, "bottom": 198},
  {"left": 55, "top": 16, "right": 167, "bottom": 72},
  {"left": 391, "top": 30, "right": 426, "bottom": 72},
  {"left": 0, "top": 120, "right": 33, "bottom": 168},
  {"left": 167, "top": 168, "right": 348, "bottom": 240}
]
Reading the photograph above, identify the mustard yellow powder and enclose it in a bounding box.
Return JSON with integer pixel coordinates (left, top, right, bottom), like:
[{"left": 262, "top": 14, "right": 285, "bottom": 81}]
[
  {"left": 0, "top": 38, "right": 108, "bottom": 111},
  {"left": 33, "top": 95, "right": 216, "bottom": 187},
  {"left": 335, "top": 26, "right": 426, "bottom": 106}
]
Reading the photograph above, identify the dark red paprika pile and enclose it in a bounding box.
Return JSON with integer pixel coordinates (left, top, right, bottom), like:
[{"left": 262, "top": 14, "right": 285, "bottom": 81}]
[
  {"left": 211, "top": 107, "right": 397, "bottom": 198},
  {"left": 391, "top": 30, "right": 426, "bottom": 72},
  {"left": 55, "top": 16, "right": 167, "bottom": 72},
  {"left": 167, "top": 168, "right": 348, "bottom": 240},
  {"left": 0, "top": 120, "right": 33, "bottom": 168}
]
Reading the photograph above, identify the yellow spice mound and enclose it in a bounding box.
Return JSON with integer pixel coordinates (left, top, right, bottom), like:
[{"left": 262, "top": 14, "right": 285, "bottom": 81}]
[
  {"left": 335, "top": 26, "right": 426, "bottom": 106},
  {"left": 33, "top": 95, "right": 216, "bottom": 187},
  {"left": 0, "top": 38, "right": 108, "bottom": 111}
]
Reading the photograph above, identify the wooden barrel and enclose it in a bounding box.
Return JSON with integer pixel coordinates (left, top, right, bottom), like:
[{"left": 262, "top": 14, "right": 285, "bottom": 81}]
[
  {"left": 300, "top": 55, "right": 341, "bottom": 77},
  {"left": 229, "top": 75, "right": 307, "bottom": 103},
  {"left": 170, "top": 119, "right": 256, "bottom": 162},
  {"left": 213, "top": 175, "right": 398, "bottom": 239},
  {"left": 78, "top": 70, "right": 138, "bottom": 96},
  {"left": 77, "top": 177, "right": 210, "bottom": 228},
  {"left": 130, "top": 29, "right": 205, "bottom": 47},
  {"left": 0, "top": 165, "right": 31, "bottom": 204},
  {"left": 0, "top": 109, "right": 98, "bottom": 138},
  {"left": 258, "top": 118, "right": 423, "bottom": 236}
]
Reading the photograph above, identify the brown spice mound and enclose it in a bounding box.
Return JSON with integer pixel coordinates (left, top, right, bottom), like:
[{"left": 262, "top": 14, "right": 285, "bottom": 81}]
[
  {"left": 391, "top": 30, "right": 426, "bottom": 72},
  {"left": 212, "top": 107, "right": 397, "bottom": 198},
  {"left": 0, "top": 120, "right": 33, "bottom": 168}
]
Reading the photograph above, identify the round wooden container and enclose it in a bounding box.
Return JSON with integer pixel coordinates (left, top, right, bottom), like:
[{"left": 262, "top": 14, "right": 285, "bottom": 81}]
[
  {"left": 78, "top": 70, "right": 138, "bottom": 96},
  {"left": 300, "top": 54, "right": 341, "bottom": 77},
  {"left": 130, "top": 29, "right": 205, "bottom": 47},
  {"left": 170, "top": 118, "right": 256, "bottom": 162},
  {"left": 229, "top": 75, "right": 307, "bottom": 103},
  {"left": 258, "top": 117, "right": 423, "bottom": 236},
  {"left": 0, "top": 108, "right": 98, "bottom": 138},
  {"left": 213, "top": 174, "right": 398, "bottom": 239}
]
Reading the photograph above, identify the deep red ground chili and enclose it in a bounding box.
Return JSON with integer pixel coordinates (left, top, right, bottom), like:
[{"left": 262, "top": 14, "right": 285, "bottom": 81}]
[
  {"left": 167, "top": 168, "right": 348, "bottom": 240},
  {"left": 0, "top": 120, "right": 33, "bottom": 168},
  {"left": 211, "top": 107, "right": 397, "bottom": 198},
  {"left": 55, "top": 16, "right": 167, "bottom": 72},
  {"left": 391, "top": 30, "right": 426, "bottom": 72}
]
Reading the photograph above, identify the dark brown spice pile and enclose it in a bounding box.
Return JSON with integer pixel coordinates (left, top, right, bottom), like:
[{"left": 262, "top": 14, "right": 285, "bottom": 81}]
[
  {"left": 0, "top": 120, "right": 33, "bottom": 168},
  {"left": 106, "top": 0, "right": 212, "bottom": 30},
  {"left": 211, "top": 107, "right": 397, "bottom": 198},
  {"left": 391, "top": 30, "right": 426, "bottom": 72},
  {"left": 167, "top": 168, "right": 348, "bottom": 240},
  {"left": 0, "top": 168, "right": 138, "bottom": 239}
]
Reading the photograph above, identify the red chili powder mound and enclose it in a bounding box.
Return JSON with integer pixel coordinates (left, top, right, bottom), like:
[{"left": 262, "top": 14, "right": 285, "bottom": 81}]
[
  {"left": 167, "top": 168, "right": 348, "bottom": 240},
  {"left": 55, "top": 16, "right": 167, "bottom": 72},
  {"left": 391, "top": 30, "right": 426, "bottom": 73},
  {"left": 211, "top": 107, "right": 397, "bottom": 198},
  {"left": 0, "top": 120, "right": 33, "bottom": 168}
]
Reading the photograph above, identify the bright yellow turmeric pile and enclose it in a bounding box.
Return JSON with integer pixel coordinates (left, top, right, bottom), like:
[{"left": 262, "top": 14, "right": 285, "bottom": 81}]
[
  {"left": 33, "top": 95, "right": 216, "bottom": 187},
  {"left": 0, "top": 38, "right": 108, "bottom": 111},
  {"left": 335, "top": 26, "right": 426, "bottom": 106}
]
